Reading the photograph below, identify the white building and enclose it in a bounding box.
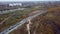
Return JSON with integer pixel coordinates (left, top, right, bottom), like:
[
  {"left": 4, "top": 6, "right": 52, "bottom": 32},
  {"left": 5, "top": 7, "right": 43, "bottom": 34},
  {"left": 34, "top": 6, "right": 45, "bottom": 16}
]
[{"left": 9, "top": 3, "right": 22, "bottom": 6}]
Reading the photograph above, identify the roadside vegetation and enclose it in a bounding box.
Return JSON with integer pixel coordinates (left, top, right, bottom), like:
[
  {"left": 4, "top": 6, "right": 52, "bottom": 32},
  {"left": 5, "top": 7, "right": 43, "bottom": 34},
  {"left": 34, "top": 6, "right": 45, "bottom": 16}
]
[
  {"left": 0, "top": 12, "right": 14, "bottom": 22},
  {"left": 9, "top": 7, "right": 60, "bottom": 34},
  {"left": 0, "top": 9, "right": 31, "bottom": 32}
]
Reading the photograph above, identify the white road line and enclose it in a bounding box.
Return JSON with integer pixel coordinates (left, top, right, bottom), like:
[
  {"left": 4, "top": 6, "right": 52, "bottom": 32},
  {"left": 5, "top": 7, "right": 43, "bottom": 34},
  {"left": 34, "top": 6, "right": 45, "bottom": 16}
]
[{"left": 0, "top": 10, "right": 47, "bottom": 34}]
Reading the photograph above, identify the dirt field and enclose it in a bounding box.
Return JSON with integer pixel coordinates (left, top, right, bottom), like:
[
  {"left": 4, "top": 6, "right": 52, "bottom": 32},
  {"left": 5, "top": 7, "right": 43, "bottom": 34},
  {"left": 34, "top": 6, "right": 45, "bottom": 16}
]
[{"left": 9, "top": 8, "right": 60, "bottom": 34}]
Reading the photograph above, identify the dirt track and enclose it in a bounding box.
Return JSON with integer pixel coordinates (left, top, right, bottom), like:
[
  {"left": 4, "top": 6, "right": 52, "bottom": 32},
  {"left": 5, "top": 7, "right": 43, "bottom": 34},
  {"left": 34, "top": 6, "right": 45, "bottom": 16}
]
[{"left": 9, "top": 10, "right": 60, "bottom": 34}]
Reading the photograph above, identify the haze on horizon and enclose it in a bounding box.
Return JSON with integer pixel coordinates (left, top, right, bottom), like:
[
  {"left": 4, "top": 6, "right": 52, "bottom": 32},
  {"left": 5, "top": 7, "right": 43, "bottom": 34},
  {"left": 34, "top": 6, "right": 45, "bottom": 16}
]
[{"left": 0, "top": 0, "right": 60, "bottom": 2}]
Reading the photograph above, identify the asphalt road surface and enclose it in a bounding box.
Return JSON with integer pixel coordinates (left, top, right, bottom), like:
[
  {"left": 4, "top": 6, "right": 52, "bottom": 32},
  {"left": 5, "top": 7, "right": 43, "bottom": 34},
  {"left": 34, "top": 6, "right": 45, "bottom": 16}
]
[{"left": 0, "top": 10, "right": 47, "bottom": 34}]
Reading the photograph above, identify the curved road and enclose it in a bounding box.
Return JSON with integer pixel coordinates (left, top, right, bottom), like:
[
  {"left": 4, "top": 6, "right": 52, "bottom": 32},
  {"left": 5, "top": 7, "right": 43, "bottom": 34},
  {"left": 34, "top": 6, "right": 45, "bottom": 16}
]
[{"left": 0, "top": 10, "right": 47, "bottom": 34}]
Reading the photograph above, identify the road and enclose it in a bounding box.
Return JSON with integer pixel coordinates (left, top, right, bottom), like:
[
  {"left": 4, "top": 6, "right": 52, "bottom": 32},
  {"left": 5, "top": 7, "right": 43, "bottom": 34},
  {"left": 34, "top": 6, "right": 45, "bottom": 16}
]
[
  {"left": 0, "top": 10, "right": 47, "bottom": 34},
  {"left": 0, "top": 8, "right": 25, "bottom": 14}
]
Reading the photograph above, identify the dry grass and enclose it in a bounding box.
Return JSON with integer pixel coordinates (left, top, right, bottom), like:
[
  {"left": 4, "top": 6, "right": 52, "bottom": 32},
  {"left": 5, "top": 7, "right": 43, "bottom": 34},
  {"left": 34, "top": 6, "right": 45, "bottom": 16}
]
[{"left": 9, "top": 8, "right": 60, "bottom": 34}]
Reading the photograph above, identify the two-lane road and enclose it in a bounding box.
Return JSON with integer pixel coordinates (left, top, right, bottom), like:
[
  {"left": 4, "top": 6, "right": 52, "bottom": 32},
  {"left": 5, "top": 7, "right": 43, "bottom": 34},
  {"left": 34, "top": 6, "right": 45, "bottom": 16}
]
[{"left": 0, "top": 10, "right": 47, "bottom": 34}]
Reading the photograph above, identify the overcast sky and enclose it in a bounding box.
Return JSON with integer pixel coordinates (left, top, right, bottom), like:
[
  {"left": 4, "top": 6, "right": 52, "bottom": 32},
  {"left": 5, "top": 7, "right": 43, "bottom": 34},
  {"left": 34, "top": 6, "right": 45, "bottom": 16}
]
[{"left": 0, "top": 0, "right": 60, "bottom": 2}]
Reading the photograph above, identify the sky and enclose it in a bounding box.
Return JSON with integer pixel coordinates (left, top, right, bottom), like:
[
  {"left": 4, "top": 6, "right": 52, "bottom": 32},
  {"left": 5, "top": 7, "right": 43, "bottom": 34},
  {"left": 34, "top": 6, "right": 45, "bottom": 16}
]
[{"left": 0, "top": 0, "right": 60, "bottom": 2}]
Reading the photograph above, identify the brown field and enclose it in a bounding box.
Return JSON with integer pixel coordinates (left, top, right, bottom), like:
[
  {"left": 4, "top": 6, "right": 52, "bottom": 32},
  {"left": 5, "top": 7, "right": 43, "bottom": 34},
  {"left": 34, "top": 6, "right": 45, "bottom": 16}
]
[{"left": 9, "top": 7, "right": 60, "bottom": 34}]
